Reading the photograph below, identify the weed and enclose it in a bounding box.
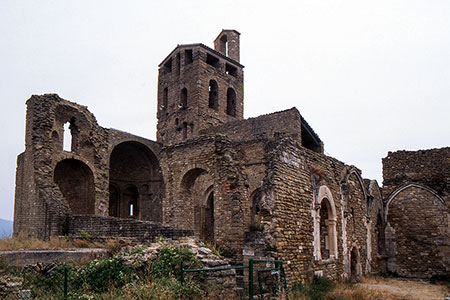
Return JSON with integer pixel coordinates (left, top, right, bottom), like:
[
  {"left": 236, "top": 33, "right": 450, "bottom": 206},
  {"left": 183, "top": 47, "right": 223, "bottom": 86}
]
[{"left": 204, "top": 242, "right": 223, "bottom": 257}]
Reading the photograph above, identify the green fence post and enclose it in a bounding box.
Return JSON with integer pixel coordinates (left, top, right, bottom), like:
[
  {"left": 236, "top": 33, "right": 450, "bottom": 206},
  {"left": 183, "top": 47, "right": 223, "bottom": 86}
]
[
  {"left": 248, "top": 259, "right": 254, "bottom": 300},
  {"left": 179, "top": 261, "right": 184, "bottom": 285},
  {"left": 64, "top": 265, "right": 68, "bottom": 299}
]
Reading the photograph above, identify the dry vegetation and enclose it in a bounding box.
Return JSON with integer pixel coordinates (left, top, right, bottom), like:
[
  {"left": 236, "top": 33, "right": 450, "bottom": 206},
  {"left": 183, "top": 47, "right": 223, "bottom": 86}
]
[
  {"left": 286, "top": 275, "right": 449, "bottom": 300},
  {"left": 0, "top": 233, "right": 118, "bottom": 251},
  {"left": 356, "top": 276, "right": 449, "bottom": 300}
]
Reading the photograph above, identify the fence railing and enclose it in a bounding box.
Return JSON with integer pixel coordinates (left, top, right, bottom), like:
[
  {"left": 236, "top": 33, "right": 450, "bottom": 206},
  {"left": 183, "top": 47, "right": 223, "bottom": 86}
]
[{"left": 180, "top": 258, "right": 287, "bottom": 300}]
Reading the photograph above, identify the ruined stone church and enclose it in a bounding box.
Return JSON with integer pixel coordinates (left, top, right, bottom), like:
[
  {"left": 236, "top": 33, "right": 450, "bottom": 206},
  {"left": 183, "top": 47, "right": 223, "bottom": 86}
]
[{"left": 13, "top": 30, "right": 449, "bottom": 284}]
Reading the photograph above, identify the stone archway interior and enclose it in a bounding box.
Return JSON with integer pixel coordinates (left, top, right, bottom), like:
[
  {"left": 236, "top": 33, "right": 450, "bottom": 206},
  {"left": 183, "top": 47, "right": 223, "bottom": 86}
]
[
  {"left": 201, "top": 190, "right": 214, "bottom": 242},
  {"left": 54, "top": 159, "right": 95, "bottom": 214},
  {"left": 109, "top": 142, "right": 163, "bottom": 222}
]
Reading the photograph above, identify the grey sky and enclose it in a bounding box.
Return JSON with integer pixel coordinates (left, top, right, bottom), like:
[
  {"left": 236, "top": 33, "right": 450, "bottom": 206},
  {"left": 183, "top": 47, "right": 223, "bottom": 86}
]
[{"left": 1, "top": 0, "right": 449, "bottom": 221}]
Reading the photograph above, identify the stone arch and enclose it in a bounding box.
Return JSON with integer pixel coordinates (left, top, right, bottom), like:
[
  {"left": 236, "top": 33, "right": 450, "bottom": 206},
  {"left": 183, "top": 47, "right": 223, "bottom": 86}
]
[
  {"left": 54, "top": 104, "right": 93, "bottom": 154},
  {"left": 200, "top": 185, "right": 215, "bottom": 242},
  {"left": 385, "top": 183, "right": 446, "bottom": 221},
  {"left": 180, "top": 167, "right": 214, "bottom": 234},
  {"left": 249, "top": 188, "right": 262, "bottom": 230},
  {"left": 226, "top": 88, "right": 236, "bottom": 117},
  {"left": 208, "top": 80, "right": 219, "bottom": 109},
  {"left": 384, "top": 183, "right": 449, "bottom": 278},
  {"left": 124, "top": 185, "right": 139, "bottom": 218},
  {"left": 109, "top": 141, "right": 164, "bottom": 222},
  {"left": 180, "top": 168, "right": 207, "bottom": 192},
  {"left": 313, "top": 185, "right": 338, "bottom": 260},
  {"left": 180, "top": 88, "right": 188, "bottom": 108},
  {"left": 54, "top": 159, "right": 95, "bottom": 215},
  {"left": 342, "top": 168, "right": 368, "bottom": 207}
]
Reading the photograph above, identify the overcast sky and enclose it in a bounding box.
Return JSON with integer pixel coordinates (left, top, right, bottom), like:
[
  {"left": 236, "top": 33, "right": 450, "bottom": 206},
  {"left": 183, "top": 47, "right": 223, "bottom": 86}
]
[{"left": 1, "top": 0, "right": 449, "bottom": 221}]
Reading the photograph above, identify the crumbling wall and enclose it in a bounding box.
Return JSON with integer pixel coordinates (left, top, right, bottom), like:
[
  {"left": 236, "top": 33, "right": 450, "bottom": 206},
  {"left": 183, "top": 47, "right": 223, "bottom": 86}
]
[
  {"left": 257, "top": 136, "right": 372, "bottom": 285},
  {"left": 14, "top": 94, "right": 165, "bottom": 239},
  {"left": 382, "top": 148, "right": 450, "bottom": 200},
  {"left": 382, "top": 148, "right": 450, "bottom": 278},
  {"left": 14, "top": 94, "right": 109, "bottom": 239}
]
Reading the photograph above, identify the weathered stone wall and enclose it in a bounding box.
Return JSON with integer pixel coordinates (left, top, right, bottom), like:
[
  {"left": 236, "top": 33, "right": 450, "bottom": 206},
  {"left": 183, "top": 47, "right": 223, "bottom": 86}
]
[
  {"left": 70, "top": 215, "right": 193, "bottom": 242},
  {"left": 14, "top": 94, "right": 109, "bottom": 239},
  {"left": 255, "top": 136, "right": 372, "bottom": 285},
  {"left": 160, "top": 135, "right": 249, "bottom": 258},
  {"left": 14, "top": 94, "right": 166, "bottom": 239},
  {"left": 201, "top": 108, "right": 302, "bottom": 144},
  {"left": 382, "top": 148, "right": 450, "bottom": 278},
  {"left": 382, "top": 147, "right": 450, "bottom": 200}
]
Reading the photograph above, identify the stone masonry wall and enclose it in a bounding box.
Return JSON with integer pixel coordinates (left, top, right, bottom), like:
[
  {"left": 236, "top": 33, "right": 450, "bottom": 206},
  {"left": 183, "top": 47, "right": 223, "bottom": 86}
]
[
  {"left": 157, "top": 44, "right": 244, "bottom": 145},
  {"left": 383, "top": 148, "right": 450, "bottom": 278},
  {"left": 382, "top": 147, "right": 450, "bottom": 200},
  {"left": 385, "top": 187, "right": 449, "bottom": 278},
  {"left": 70, "top": 215, "right": 193, "bottom": 242},
  {"left": 202, "top": 108, "right": 302, "bottom": 144},
  {"left": 262, "top": 136, "right": 373, "bottom": 285}
]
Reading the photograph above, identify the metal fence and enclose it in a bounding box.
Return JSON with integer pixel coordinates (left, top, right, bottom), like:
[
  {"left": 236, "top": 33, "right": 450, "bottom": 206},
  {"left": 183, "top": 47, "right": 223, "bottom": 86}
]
[{"left": 181, "top": 258, "right": 287, "bottom": 300}]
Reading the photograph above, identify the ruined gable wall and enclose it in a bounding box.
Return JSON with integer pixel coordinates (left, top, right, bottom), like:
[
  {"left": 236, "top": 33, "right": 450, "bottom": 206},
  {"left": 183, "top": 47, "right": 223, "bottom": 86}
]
[
  {"left": 385, "top": 186, "right": 449, "bottom": 278},
  {"left": 14, "top": 94, "right": 109, "bottom": 238},
  {"left": 382, "top": 147, "right": 450, "bottom": 199},
  {"left": 382, "top": 147, "right": 450, "bottom": 278},
  {"left": 14, "top": 94, "right": 165, "bottom": 238}
]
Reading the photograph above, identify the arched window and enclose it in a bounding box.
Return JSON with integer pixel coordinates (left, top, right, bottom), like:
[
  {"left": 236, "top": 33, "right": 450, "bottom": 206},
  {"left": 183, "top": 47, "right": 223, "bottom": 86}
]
[
  {"left": 202, "top": 190, "right": 214, "bottom": 242},
  {"left": 226, "top": 88, "right": 236, "bottom": 117},
  {"left": 313, "top": 186, "right": 338, "bottom": 260},
  {"left": 320, "top": 199, "right": 332, "bottom": 259},
  {"left": 62, "top": 117, "right": 79, "bottom": 152},
  {"left": 124, "top": 185, "right": 138, "bottom": 218},
  {"left": 220, "top": 34, "right": 228, "bottom": 56},
  {"left": 180, "top": 88, "right": 188, "bottom": 108},
  {"left": 63, "top": 122, "right": 71, "bottom": 151},
  {"left": 208, "top": 80, "right": 218, "bottom": 109}
]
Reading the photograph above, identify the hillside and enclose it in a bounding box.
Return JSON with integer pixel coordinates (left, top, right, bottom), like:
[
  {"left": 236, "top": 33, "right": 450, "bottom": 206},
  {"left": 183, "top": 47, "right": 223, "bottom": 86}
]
[{"left": 0, "top": 218, "right": 13, "bottom": 239}]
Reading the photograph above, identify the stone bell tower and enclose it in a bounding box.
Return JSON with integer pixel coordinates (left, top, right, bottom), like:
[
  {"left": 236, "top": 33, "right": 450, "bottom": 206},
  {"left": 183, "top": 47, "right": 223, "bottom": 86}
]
[{"left": 156, "top": 30, "right": 244, "bottom": 145}]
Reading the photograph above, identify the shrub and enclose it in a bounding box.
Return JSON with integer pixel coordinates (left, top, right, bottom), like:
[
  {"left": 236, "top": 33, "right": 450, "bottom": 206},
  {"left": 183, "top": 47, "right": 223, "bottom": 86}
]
[
  {"left": 151, "top": 245, "right": 201, "bottom": 279},
  {"left": 72, "top": 257, "right": 135, "bottom": 293}
]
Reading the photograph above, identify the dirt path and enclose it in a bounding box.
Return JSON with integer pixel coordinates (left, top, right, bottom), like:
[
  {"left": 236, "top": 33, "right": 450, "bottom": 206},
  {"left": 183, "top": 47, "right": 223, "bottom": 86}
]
[{"left": 359, "top": 277, "right": 449, "bottom": 300}]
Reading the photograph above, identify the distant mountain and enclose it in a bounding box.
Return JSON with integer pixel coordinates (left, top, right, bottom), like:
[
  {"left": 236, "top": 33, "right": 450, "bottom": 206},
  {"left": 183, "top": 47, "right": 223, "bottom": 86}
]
[{"left": 0, "top": 219, "right": 13, "bottom": 239}]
